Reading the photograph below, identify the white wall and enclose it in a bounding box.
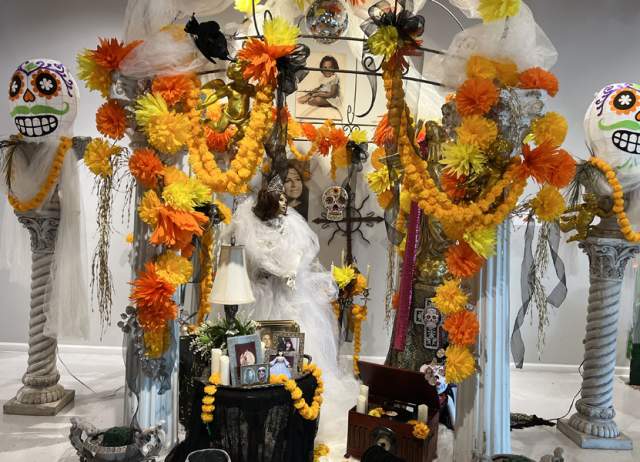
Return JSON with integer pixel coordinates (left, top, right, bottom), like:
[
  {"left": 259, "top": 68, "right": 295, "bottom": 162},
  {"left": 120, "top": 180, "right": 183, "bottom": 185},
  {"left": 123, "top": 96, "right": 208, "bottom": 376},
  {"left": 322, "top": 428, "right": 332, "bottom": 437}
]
[{"left": 0, "top": 0, "right": 638, "bottom": 368}]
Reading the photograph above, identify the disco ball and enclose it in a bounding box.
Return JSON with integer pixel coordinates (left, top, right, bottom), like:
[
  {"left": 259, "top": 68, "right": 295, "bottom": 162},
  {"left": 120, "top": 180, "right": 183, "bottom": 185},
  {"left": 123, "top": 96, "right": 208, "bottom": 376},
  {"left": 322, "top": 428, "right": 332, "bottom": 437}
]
[{"left": 305, "top": 0, "right": 349, "bottom": 44}]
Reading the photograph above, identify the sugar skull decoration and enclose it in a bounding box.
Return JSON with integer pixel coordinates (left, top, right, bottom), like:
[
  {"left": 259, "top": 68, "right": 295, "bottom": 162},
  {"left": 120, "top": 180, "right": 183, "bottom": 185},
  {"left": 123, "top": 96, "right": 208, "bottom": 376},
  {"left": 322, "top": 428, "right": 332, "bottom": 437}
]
[
  {"left": 322, "top": 185, "right": 348, "bottom": 221},
  {"left": 8, "top": 59, "right": 78, "bottom": 140},
  {"left": 584, "top": 83, "right": 640, "bottom": 193}
]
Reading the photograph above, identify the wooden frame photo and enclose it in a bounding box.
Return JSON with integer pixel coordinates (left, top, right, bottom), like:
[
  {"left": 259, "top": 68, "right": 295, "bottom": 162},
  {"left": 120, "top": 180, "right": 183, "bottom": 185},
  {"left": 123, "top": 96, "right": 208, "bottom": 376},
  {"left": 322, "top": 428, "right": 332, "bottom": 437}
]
[
  {"left": 227, "top": 334, "right": 263, "bottom": 386},
  {"left": 272, "top": 331, "right": 305, "bottom": 372},
  {"left": 255, "top": 320, "right": 299, "bottom": 352}
]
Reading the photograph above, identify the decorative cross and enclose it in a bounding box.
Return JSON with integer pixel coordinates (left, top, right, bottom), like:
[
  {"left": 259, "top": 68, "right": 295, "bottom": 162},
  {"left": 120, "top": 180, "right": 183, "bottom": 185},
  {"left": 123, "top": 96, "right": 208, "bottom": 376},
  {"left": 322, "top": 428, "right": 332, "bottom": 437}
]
[{"left": 414, "top": 300, "right": 443, "bottom": 351}]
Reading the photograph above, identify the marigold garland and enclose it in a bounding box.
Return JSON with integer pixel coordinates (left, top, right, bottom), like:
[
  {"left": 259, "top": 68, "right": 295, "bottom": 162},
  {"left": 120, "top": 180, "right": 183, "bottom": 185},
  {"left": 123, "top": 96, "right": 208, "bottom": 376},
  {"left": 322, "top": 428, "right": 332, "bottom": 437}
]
[
  {"left": 8, "top": 137, "right": 72, "bottom": 212},
  {"left": 200, "top": 372, "right": 221, "bottom": 424},
  {"left": 352, "top": 304, "right": 367, "bottom": 375},
  {"left": 270, "top": 363, "right": 324, "bottom": 420},
  {"left": 589, "top": 157, "right": 640, "bottom": 242}
]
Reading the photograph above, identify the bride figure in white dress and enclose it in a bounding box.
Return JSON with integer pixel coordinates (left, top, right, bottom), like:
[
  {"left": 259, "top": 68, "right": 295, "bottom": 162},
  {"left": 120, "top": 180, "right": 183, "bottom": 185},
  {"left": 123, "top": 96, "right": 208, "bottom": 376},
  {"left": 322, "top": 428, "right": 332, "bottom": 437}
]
[{"left": 225, "top": 175, "right": 357, "bottom": 444}]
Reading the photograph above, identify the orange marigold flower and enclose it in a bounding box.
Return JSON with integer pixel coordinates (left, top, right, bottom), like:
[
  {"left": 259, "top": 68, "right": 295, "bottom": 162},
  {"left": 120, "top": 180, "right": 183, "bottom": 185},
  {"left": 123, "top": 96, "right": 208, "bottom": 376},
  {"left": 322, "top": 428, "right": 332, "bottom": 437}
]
[
  {"left": 237, "top": 38, "right": 294, "bottom": 86},
  {"left": 92, "top": 37, "right": 142, "bottom": 71},
  {"left": 441, "top": 172, "right": 467, "bottom": 201},
  {"left": 150, "top": 206, "right": 208, "bottom": 254},
  {"left": 444, "top": 310, "right": 480, "bottom": 346},
  {"left": 548, "top": 149, "right": 576, "bottom": 189},
  {"left": 377, "top": 190, "right": 394, "bottom": 209},
  {"left": 129, "top": 148, "right": 164, "bottom": 189},
  {"left": 456, "top": 78, "right": 499, "bottom": 116},
  {"left": 301, "top": 122, "right": 318, "bottom": 140},
  {"left": 373, "top": 114, "right": 394, "bottom": 146},
  {"left": 151, "top": 74, "right": 197, "bottom": 106},
  {"left": 205, "top": 125, "right": 237, "bottom": 152},
  {"left": 446, "top": 242, "right": 485, "bottom": 278},
  {"left": 518, "top": 67, "right": 559, "bottom": 97},
  {"left": 517, "top": 142, "right": 557, "bottom": 184},
  {"left": 329, "top": 126, "right": 348, "bottom": 148},
  {"left": 96, "top": 100, "right": 126, "bottom": 140},
  {"left": 130, "top": 262, "right": 178, "bottom": 331},
  {"left": 371, "top": 147, "right": 386, "bottom": 169}
]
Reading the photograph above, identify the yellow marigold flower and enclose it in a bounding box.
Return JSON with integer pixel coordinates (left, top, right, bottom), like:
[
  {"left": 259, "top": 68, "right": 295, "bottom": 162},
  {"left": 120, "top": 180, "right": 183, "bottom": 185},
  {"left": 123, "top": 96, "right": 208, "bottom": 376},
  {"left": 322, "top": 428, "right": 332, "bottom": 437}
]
[
  {"left": 494, "top": 59, "right": 519, "bottom": 86},
  {"left": 445, "top": 345, "right": 476, "bottom": 384},
  {"left": 147, "top": 111, "right": 191, "bottom": 154},
  {"left": 466, "top": 55, "right": 497, "bottom": 81},
  {"left": 263, "top": 17, "right": 299, "bottom": 47},
  {"left": 291, "top": 388, "right": 303, "bottom": 400},
  {"left": 125, "top": 233, "right": 134, "bottom": 244},
  {"left": 156, "top": 251, "right": 193, "bottom": 285},
  {"left": 314, "top": 443, "right": 330, "bottom": 458},
  {"left": 332, "top": 264, "right": 356, "bottom": 289},
  {"left": 204, "top": 385, "right": 217, "bottom": 395},
  {"left": 367, "top": 166, "right": 391, "bottom": 194},
  {"left": 368, "top": 407, "right": 384, "bottom": 418},
  {"left": 367, "top": 25, "right": 398, "bottom": 60},
  {"left": 432, "top": 279, "right": 468, "bottom": 315},
  {"left": 353, "top": 273, "right": 368, "bottom": 295},
  {"left": 162, "top": 178, "right": 212, "bottom": 211},
  {"left": 201, "top": 404, "right": 214, "bottom": 413},
  {"left": 349, "top": 129, "right": 368, "bottom": 144},
  {"left": 235, "top": 0, "right": 262, "bottom": 14},
  {"left": 408, "top": 420, "right": 431, "bottom": 440},
  {"left": 399, "top": 190, "right": 412, "bottom": 214},
  {"left": 202, "top": 395, "right": 215, "bottom": 405},
  {"left": 188, "top": 178, "right": 213, "bottom": 204},
  {"left": 532, "top": 112, "right": 568, "bottom": 148},
  {"left": 135, "top": 92, "right": 169, "bottom": 128},
  {"left": 531, "top": 185, "right": 566, "bottom": 222},
  {"left": 138, "top": 190, "right": 161, "bottom": 226},
  {"left": 201, "top": 413, "right": 213, "bottom": 423},
  {"left": 463, "top": 226, "right": 497, "bottom": 258},
  {"left": 76, "top": 50, "right": 111, "bottom": 98},
  {"left": 214, "top": 199, "right": 232, "bottom": 224},
  {"left": 163, "top": 166, "right": 189, "bottom": 185},
  {"left": 456, "top": 115, "right": 498, "bottom": 149},
  {"left": 84, "top": 138, "right": 119, "bottom": 177},
  {"left": 439, "top": 142, "right": 486, "bottom": 178},
  {"left": 478, "top": 0, "right": 521, "bottom": 22}
]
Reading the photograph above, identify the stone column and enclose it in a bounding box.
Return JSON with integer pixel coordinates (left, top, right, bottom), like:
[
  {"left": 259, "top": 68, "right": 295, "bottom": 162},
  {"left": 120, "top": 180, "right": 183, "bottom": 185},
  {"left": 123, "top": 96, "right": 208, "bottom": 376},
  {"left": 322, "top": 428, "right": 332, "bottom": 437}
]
[
  {"left": 3, "top": 192, "right": 74, "bottom": 415},
  {"left": 558, "top": 220, "right": 638, "bottom": 450}
]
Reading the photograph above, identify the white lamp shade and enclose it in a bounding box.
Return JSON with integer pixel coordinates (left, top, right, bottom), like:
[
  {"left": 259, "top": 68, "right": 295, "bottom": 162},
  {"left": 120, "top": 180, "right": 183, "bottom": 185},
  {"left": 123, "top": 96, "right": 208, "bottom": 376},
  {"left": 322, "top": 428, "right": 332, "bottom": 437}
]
[{"left": 210, "top": 245, "right": 255, "bottom": 305}]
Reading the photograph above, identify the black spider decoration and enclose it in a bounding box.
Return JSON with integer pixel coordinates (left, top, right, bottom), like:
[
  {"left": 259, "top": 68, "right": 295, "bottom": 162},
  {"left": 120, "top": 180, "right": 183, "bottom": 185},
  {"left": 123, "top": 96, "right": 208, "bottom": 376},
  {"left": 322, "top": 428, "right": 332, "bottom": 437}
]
[{"left": 184, "top": 14, "right": 232, "bottom": 64}]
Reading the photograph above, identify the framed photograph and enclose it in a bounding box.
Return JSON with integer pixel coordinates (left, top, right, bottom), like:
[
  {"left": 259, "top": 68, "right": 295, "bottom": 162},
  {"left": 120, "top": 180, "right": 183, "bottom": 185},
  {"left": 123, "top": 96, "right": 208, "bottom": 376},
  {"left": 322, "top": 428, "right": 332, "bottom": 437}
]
[
  {"left": 273, "top": 332, "right": 305, "bottom": 372},
  {"left": 240, "top": 363, "right": 270, "bottom": 386},
  {"left": 266, "top": 349, "right": 299, "bottom": 380},
  {"left": 227, "top": 334, "right": 263, "bottom": 386},
  {"left": 284, "top": 159, "right": 311, "bottom": 220},
  {"left": 295, "top": 51, "right": 348, "bottom": 121},
  {"left": 255, "top": 320, "right": 300, "bottom": 352}
]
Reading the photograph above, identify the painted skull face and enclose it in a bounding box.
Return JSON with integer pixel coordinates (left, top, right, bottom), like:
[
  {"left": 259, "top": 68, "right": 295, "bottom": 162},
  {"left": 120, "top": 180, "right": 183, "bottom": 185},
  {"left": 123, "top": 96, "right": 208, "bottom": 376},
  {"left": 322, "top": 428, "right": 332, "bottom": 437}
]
[
  {"left": 584, "top": 83, "right": 640, "bottom": 191},
  {"left": 321, "top": 186, "right": 348, "bottom": 221},
  {"left": 8, "top": 59, "right": 78, "bottom": 140}
]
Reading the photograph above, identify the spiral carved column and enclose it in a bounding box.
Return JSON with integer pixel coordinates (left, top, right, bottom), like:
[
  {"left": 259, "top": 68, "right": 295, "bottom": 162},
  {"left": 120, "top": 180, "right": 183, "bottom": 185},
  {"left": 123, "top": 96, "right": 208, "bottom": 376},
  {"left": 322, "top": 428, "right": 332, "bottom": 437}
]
[
  {"left": 3, "top": 192, "right": 75, "bottom": 415},
  {"left": 558, "top": 229, "right": 638, "bottom": 450}
]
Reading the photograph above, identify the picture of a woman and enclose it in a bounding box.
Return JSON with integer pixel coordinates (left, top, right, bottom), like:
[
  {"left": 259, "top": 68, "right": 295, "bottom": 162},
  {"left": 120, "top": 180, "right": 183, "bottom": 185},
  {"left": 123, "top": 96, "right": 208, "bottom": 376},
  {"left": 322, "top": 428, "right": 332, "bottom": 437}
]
[
  {"left": 284, "top": 160, "right": 309, "bottom": 219},
  {"left": 296, "top": 53, "right": 344, "bottom": 120}
]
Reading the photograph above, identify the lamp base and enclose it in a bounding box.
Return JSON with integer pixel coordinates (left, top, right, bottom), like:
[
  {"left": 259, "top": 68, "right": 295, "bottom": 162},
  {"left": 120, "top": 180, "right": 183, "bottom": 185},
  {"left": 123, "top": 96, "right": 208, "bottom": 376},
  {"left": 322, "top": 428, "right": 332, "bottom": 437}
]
[{"left": 224, "top": 305, "right": 238, "bottom": 322}]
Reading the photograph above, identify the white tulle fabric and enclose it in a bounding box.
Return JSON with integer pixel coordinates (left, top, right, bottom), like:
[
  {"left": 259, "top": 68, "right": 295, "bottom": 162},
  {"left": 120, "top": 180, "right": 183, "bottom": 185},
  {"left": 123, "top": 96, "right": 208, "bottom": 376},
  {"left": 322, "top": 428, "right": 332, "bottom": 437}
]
[
  {"left": 425, "top": 2, "right": 558, "bottom": 88},
  {"left": 223, "top": 198, "right": 358, "bottom": 443},
  {"left": 0, "top": 141, "right": 89, "bottom": 340}
]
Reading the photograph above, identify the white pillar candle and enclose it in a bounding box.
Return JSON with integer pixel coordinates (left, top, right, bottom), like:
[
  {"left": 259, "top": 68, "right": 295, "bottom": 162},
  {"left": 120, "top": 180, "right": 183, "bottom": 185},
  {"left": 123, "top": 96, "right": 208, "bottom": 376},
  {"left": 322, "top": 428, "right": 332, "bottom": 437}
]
[
  {"left": 220, "top": 355, "right": 230, "bottom": 386},
  {"left": 418, "top": 404, "right": 429, "bottom": 423},
  {"left": 356, "top": 395, "right": 367, "bottom": 414},
  {"left": 211, "top": 348, "right": 222, "bottom": 375},
  {"left": 359, "top": 384, "right": 369, "bottom": 399}
]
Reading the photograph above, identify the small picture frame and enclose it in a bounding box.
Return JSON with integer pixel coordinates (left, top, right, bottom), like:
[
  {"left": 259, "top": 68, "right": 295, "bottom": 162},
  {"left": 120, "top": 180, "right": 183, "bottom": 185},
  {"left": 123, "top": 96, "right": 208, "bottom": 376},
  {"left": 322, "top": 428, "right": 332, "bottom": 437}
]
[
  {"left": 227, "top": 334, "right": 263, "bottom": 386},
  {"left": 255, "top": 320, "right": 300, "bottom": 352},
  {"left": 240, "top": 363, "right": 270, "bottom": 386},
  {"left": 266, "top": 349, "right": 299, "bottom": 380},
  {"left": 272, "top": 331, "right": 305, "bottom": 371}
]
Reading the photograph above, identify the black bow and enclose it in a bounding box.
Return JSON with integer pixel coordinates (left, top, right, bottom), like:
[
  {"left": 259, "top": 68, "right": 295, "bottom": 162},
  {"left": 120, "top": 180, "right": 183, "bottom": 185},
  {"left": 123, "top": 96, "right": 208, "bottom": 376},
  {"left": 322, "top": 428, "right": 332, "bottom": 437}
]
[
  {"left": 185, "top": 14, "right": 232, "bottom": 64},
  {"left": 276, "top": 44, "right": 311, "bottom": 96},
  {"left": 361, "top": 0, "right": 425, "bottom": 47}
]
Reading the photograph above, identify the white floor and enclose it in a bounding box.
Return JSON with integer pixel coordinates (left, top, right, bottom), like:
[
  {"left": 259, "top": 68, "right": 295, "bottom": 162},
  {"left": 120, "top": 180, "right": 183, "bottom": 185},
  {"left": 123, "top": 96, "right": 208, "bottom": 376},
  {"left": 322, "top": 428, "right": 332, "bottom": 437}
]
[{"left": 1, "top": 349, "right": 639, "bottom": 462}]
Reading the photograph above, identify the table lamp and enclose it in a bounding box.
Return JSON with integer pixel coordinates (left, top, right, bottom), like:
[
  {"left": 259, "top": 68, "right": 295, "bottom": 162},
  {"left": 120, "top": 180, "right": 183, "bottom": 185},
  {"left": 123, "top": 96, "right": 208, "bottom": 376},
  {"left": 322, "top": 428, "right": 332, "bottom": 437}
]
[{"left": 210, "top": 244, "right": 255, "bottom": 321}]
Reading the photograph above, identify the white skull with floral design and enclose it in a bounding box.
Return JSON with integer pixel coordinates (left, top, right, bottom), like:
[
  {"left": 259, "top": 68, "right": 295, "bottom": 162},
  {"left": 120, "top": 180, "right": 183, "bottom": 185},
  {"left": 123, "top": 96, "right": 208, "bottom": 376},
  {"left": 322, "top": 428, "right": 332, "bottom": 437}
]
[
  {"left": 8, "top": 59, "right": 78, "bottom": 140},
  {"left": 584, "top": 83, "right": 640, "bottom": 192}
]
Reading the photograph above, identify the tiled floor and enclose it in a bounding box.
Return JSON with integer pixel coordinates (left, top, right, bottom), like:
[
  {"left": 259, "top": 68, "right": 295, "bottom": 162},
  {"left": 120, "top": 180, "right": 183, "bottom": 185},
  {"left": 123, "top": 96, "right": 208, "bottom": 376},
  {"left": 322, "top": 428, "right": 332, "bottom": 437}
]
[{"left": 0, "top": 349, "right": 638, "bottom": 461}]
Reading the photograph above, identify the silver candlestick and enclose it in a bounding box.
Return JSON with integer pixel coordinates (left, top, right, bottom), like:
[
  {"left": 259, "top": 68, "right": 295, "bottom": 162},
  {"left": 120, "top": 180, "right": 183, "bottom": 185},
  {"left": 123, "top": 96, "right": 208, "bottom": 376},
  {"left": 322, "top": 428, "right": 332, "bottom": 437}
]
[
  {"left": 558, "top": 217, "right": 638, "bottom": 449},
  {"left": 3, "top": 191, "right": 74, "bottom": 415}
]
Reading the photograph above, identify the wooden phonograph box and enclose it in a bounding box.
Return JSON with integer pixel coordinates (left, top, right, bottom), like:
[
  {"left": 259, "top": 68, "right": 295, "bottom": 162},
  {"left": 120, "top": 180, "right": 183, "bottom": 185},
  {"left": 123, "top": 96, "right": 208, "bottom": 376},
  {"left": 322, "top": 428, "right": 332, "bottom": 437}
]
[{"left": 345, "top": 361, "right": 440, "bottom": 462}]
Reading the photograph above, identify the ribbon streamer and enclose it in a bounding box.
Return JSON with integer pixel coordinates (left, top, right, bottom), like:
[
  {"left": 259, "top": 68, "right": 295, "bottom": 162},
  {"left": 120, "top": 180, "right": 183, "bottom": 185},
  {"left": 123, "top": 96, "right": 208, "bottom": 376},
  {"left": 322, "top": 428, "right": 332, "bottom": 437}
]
[
  {"left": 393, "top": 201, "right": 421, "bottom": 351},
  {"left": 510, "top": 218, "right": 567, "bottom": 368},
  {"left": 276, "top": 44, "right": 310, "bottom": 96},
  {"left": 361, "top": 0, "right": 425, "bottom": 48}
]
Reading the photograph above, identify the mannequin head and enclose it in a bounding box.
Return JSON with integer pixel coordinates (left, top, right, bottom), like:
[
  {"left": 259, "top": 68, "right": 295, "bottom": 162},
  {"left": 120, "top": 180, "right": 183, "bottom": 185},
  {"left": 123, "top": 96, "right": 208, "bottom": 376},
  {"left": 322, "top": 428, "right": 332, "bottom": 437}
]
[{"left": 253, "top": 189, "right": 287, "bottom": 221}]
